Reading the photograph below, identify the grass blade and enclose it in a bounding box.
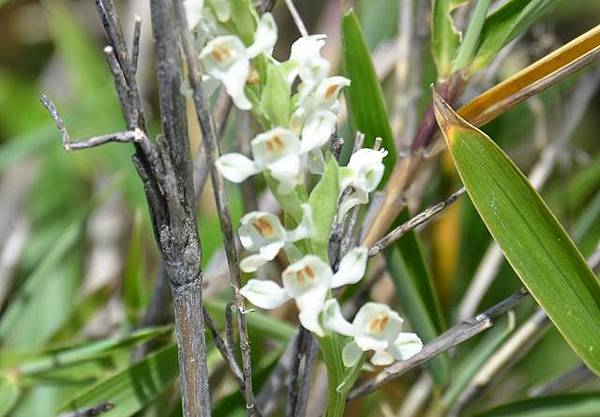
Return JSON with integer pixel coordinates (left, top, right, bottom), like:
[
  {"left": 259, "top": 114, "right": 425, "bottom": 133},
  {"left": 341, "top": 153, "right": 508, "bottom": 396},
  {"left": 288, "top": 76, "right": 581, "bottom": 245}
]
[
  {"left": 57, "top": 344, "right": 178, "bottom": 417},
  {"left": 469, "top": 0, "right": 559, "bottom": 71},
  {"left": 341, "top": 9, "right": 396, "bottom": 182},
  {"left": 431, "top": 0, "right": 463, "bottom": 79},
  {"left": 434, "top": 93, "right": 600, "bottom": 376},
  {"left": 384, "top": 209, "right": 449, "bottom": 386}
]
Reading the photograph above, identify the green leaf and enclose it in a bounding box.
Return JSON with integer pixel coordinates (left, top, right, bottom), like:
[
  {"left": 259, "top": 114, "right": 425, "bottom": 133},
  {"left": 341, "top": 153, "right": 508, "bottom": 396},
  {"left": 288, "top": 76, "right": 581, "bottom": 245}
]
[
  {"left": 341, "top": 10, "right": 396, "bottom": 183},
  {"left": 442, "top": 314, "right": 515, "bottom": 408},
  {"left": 474, "top": 393, "right": 600, "bottom": 417},
  {"left": 308, "top": 156, "right": 340, "bottom": 261},
  {"left": 452, "top": 0, "right": 492, "bottom": 72},
  {"left": 383, "top": 209, "right": 449, "bottom": 386},
  {"left": 0, "top": 374, "right": 19, "bottom": 417},
  {"left": 57, "top": 344, "right": 178, "bottom": 417},
  {"left": 0, "top": 215, "right": 85, "bottom": 349},
  {"left": 470, "top": 0, "right": 559, "bottom": 71},
  {"left": 2, "top": 326, "right": 170, "bottom": 376},
  {"left": 433, "top": 93, "right": 600, "bottom": 376},
  {"left": 260, "top": 64, "right": 291, "bottom": 128},
  {"left": 123, "top": 210, "right": 147, "bottom": 325},
  {"left": 431, "top": 0, "right": 466, "bottom": 78}
]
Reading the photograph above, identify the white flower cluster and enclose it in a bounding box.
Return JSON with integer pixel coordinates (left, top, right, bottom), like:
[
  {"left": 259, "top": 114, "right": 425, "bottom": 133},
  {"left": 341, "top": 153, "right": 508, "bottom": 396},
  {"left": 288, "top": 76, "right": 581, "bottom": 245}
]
[{"left": 186, "top": 0, "right": 422, "bottom": 367}]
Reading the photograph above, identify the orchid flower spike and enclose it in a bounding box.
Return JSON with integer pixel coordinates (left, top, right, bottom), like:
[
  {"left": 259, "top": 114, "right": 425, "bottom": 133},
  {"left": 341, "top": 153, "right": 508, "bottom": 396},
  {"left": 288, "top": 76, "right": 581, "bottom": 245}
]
[
  {"left": 323, "top": 300, "right": 423, "bottom": 367},
  {"left": 338, "top": 147, "right": 388, "bottom": 218},
  {"left": 199, "top": 13, "right": 277, "bottom": 110},
  {"left": 216, "top": 127, "right": 302, "bottom": 193},
  {"left": 240, "top": 247, "right": 368, "bottom": 336},
  {"left": 238, "top": 204, "right": 312, "bottom": 272}
]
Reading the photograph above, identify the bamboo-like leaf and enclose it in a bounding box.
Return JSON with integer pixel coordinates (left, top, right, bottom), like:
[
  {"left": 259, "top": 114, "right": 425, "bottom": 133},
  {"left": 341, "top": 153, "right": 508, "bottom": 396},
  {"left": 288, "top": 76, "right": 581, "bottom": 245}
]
[
  {"left": 452, "top": 0, "right": 492, "bottom": 72},
  {"left": 470, "top": 0, "right": 559, "bottom": 71},
  {"left": 431, "top": 0, "right": 465, "bottom": 78},
  {"left": 459, "top": 24, "right": 600, "bottom": 127},
  {"left": 57, "top": 344, "right": 178, "bottom": 417},
  {"left": 341, "top": 10, "right": 396, "bottom": 182},
  {"left": 433, "top": 93, "right": 600, "bottom": 376},
  {"left": 474, "top": 393, "right": 600, "bottom": 417},
  {"left": 384, "top": 209, "right": 449, "bottom": 386}
]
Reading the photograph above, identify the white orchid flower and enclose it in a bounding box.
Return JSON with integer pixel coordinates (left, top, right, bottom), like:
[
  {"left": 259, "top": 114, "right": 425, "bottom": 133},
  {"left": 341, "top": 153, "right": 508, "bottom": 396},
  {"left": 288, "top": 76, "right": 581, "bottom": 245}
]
[
  {"left": 238, "top": 204, "right": 312, "bottom": 272},
  {"left": 286, "top": 34, "right": 330, "bottom": 87},
  {"left": 293, "top": 77, "right": 351, "bottom": 166},
  {"left": 338, "top": 147, "right": 388, "bottom": 218},
  {"left": 183, "top": 0, "right": 205, "bottom": 29},
  {"left": 216, "top": 127, "right": 302, "bottom": 193},
  {"left": 199, "top": 13, "right": 277, "bottom": 110},
  {"left": 323, "top": 300, "right": 423, "bottom": 367},
  {"left": 241, "top": 247, "right": 368, "bottom": 336}
]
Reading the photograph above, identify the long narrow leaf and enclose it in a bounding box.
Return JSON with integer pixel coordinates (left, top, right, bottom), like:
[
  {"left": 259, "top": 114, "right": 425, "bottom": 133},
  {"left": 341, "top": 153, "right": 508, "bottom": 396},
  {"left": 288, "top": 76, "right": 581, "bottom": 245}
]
[
  {"left": 57, "top": 344, "right": 178, "bottom": 417},
  {"left": 470, "top": 0, "right": 559, "bottom": 71},
  {"left": 434, "top": 93, "right": 600, "bottom": 376},
  {"left": 342, "top": 10, "right": 396, "bottom": 183},
  {"left": 384, "top": 209, "right": 449, "bottom": 386},
  {"left": 431, "top": 0, "right": 464, "bottom": 78}
]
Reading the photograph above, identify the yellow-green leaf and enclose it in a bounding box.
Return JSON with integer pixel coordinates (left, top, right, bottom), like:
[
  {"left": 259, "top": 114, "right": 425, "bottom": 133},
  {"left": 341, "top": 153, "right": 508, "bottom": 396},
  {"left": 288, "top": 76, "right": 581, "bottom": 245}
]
[
  {"left": 433, "top": 92, "right": 600, "bottom": 376},
  {"left": 474, "top": 393, "right": 600, "bottom": 417}
]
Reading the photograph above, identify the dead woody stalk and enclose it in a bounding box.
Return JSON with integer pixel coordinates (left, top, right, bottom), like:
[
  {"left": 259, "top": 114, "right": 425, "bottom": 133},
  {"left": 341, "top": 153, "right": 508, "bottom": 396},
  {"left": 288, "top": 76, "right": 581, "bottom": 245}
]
[{"left": 41, "top": 0, "right": 213, "bottom": 415}]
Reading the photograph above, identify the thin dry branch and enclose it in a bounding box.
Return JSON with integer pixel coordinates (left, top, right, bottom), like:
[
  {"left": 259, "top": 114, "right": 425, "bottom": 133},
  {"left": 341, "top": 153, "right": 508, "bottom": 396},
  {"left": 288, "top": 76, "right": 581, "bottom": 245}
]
[
  {"left": 171, "top": 0, "right": 259, "bottom": 415},
  {"left": 368, "top": 187, "right": 465, "bottom": 257},
  {"left": 348, "top": 289, "right": 530, "bottom": 399}
]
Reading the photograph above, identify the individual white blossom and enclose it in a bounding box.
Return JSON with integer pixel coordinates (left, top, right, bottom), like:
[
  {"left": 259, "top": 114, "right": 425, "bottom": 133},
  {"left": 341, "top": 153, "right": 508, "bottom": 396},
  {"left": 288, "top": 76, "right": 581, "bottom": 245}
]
[
  {"left": 241, "top": 247, "right": 368, "bottom": 336},
  {"left": 238, "top": 204, "right": 312, "bottom": 272},
  {"left": 323, "top": 300, "right": 423, "bottom": 367},
  {"left": 199, "top": 13, "right": 277, "bottom": 110},
  {"left": 216, "top": 127, "right": 302, "bottom": 193},
  {"left": 286, "top": 34, "right": 330, "bottom": 88},
  {"left": 338, "top": 147, "right": 388, "bottom": 218}
]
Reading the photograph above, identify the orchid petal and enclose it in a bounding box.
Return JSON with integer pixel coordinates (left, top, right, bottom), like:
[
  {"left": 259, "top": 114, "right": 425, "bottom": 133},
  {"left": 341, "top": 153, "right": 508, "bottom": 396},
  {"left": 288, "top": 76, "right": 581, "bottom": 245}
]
[
  {"left": 347, "top": 148, "right": 388, "bottom": 193},
  {"left": 281, "top": 255, "right": 332, "bottom": 298},
  {"left": 221, "top": 59, "right": 252, "bottom": 110},
  {"left": 238, "top": 212, "right": 286, "bottom": 251},
  {"left": 296, "top": 287, "right": 328, "bottom": 336},
  {"left": 247, "top": 13, "right": 277, "bottom": 58},
  {"left": 390, "top": 333, "right": 423, "bottom": 361},
  {"left": 285, "top": 204, "right": 313, "bottom": 242},
  {"left": 240, "top": 279, "right": 290, "bottom": 309},
  {"left": 337, "top": 187, "right": 369, "bottom": 220},
  {"left": 216, "top": 153, "right": 260, "bottom": 183},
  {"left": 268, "top": 154, "right": 301, "bottom": 194},
  {"left": 331, "top": 246, "right": 368, "bottom": 288},
  {"left": 353, "top": 303, "right": 404, "bottom": 344},
  {"left": 342, "top": 341, "right": 362, "bottom": 367},
  {"left": 370, "top": 351, "right": 394, "bottom": 366},
  {"left": 322, "top": 299, "right": 355, "bottom": 336},
  {"left": 315, "top": 76, "right": 351, "bottom": 109},
  {"left": 355, "top": 335, "right": 388, "bottom": 352},
  {"left": 183, "top": 0, "right": 205, "bottom": 29},
  {"left": 307, "top": 148, "right": 326, "bottom": 175},
  {"left": 251, "top": 128, "right": 301, "bottom": 166},
  {"left": 301, "top": 110, "right": 337, "bottom": 153},
  {"left": 239, "top": 253, "right": 271, "bottom": 273}
]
